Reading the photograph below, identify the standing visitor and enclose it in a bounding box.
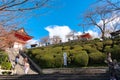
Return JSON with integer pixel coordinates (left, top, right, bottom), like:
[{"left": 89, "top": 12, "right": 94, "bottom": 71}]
[
  {"left": 106, "top": 52, "right": 112, "bottom": 63},
  {"left": 24, "top": 60, "right": 30, "bottom": 74},
  {"left": 105, "top": 53, "right": 113, "bottom": 79},
  {"left": 105, "top": 53, "right": 118, "bottom": 80},
  {"left": 112, "top": 59, "right": 119, "bottom": 80},
  {"left": 23, "top": 57, "right": 28, "bottom": 66},
  {"left": 15, "top": 54, "right": 20, "bottom": 65}
]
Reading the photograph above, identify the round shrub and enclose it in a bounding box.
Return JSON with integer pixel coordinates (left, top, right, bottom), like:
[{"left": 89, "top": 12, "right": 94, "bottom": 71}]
[
  {"left": 73, "top": 45, "right": 83, "bottom": 51},
  {"left": 0, "top": 51, "right": 11, "bottom": 70},
  {"left": 54, "top": 54, "right": 63, "bottom": 68},
  {"left": 1, "top": 62, "right": 12, "bottom": 70},
  {"left": 39, "top": 54, "right": 54, "bottom": 68},
  {"left": 95, "top": 42, "right": 103, "bottom": 51},
  {"left": 94, "top": 38, "right": 101, "bottom": 41},
  {"left": 73, "top": 51, "right": 89, "bottom": 67},
  {"left": 110, "top": 45, "right": 120, "bottom": 61},
  {"left": 34, "top": 54, "right": 42, "bottom": 64},
  {"left": 0, "top": 55, "right": 8, "bottom": 64},
  {"left": 66, "top": 50, "right": 78, "bottom": 66},
  {"left": 38, "top": 53, "right": 63, "bottom": 68},
  {"left": 83, "top": 45, "right": 98, "bottom": 54},
  {"left": 104, "top": 40, "right": 112, "bottom": 45},
  {"left": 51, "top": 47, "right": 62, "bottom": 54},
  {"left": 63, "top": 46, "right": 70, "bottom": 50},
  {"left": 104, "top": 46, "right": 112, "bottom": 52},
  {"left": 89, "top": 52, "right": 105, "bottom": 65},
  {"left": 69, "top": 50, "right": 77, "bottom": 54}
]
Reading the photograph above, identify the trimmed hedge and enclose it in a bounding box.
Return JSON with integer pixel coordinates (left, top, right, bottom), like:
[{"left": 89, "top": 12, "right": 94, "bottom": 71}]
[
  {"left": 110, "top": 45, "right": 120, "bottom": 61},
  {"left": 83, "top": 45, "right": 98, "bottom": 54},
  {"left": 54, "top": 54, "right": 63, "bottom": 68},
  {"left": 73, "top": 51, "right": 89, "bottom": 67},
  {"left": 39, "top": 54, "right": 55, "bottom": 68},
  {"left": 0, "top": 51, "right": 12, "bottom": 70},
  {"left": 89, "top": 52, "right": 105, "bottom": 65},
  {"left": 26, "top": 39, "right": 119, "bottom": 68},
  {"left": 95, "top": 42, "right": 103, "bottom": 51},
  {"left": 104, "top": 40, "right": 112, "bottom": 45},
  {"left": 1, "top": 62, "right": 12, "bottom": 70}
]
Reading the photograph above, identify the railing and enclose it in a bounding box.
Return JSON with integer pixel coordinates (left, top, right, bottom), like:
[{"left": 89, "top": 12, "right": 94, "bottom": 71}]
[{"left": 20, "top": 52, "right": 42, "bottom": 74}]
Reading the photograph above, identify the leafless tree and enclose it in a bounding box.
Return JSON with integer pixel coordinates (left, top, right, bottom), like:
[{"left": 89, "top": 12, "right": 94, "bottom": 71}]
[
  {"left": 40, "top": 36, "right": 49, "bottom": 46},
  {"left": 0, "top": 0, "right": 54, "bottom": 26},
  {"left": 0, "top": 0, "right": 54, "bottom": 49},
  {"left": 0, "top": 25, "right": 16, "bottom": 49},
  {"left": 80, "top": 0, "right": 120, "bottom": 52},
  {"left": 66, "top": 30, "right": 76, "bottom": 41},
  {"left": 82, "top": 3, "right": 119, "bottom": 40},
  {"left": 50, "top": 35, "right": 61, "bottom": 44},
  {"left": 99, "top": 0, "right": 120, "bottom": 11}
]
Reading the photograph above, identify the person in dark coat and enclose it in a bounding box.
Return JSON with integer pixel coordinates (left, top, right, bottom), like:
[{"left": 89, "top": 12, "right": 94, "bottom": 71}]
[
  {"left": 15, "top": 54, "right": 20, "bottom": 65},
  {"left": 105, "top": 53, "right": 118, "bottom": 80}
]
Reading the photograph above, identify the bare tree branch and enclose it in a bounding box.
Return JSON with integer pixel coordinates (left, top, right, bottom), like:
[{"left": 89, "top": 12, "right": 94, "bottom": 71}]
[
  {"left": 81, "top": 1, "right": 119, "bottom": 40},
  {"left": 0, "top": 0, "right": 51, "bottom": 11},
  {"left": 0, "top": 0, "right": 55, "bottom": 49}
]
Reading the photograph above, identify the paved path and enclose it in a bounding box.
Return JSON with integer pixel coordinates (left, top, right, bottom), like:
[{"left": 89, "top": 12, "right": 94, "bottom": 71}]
[{"left": 7, "top": 48, "right": 38, "bottom": 75}]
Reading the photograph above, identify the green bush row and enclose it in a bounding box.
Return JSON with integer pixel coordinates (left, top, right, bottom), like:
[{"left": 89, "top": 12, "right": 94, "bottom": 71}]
[
  {"left": 0, "top": 51, "right": 12, "bottom": 70},
  {"left": 26, "top": 39, "right": 119, "bottom": 68}
]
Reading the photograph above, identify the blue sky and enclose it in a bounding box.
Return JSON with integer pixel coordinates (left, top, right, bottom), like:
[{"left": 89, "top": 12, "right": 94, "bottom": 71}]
[{"left": 23, "top": 0, "right": 98, "bottom": 43}]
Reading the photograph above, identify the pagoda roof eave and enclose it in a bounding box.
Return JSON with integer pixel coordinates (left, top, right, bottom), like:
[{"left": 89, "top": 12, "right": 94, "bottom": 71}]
[
  {"left": 80, "top": 33, "right": 92, "bottom": 38},
  {"left": 15, "top": 32, "right": 33, "bottom": 41},
  {"left": 110, "top": 30, "right": 120, "bottom": 36}
]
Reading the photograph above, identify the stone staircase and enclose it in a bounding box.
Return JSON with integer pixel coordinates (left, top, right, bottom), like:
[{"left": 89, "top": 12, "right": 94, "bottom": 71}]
[{"left": 6, "top": 48, "right": 38, "bottom": 75}]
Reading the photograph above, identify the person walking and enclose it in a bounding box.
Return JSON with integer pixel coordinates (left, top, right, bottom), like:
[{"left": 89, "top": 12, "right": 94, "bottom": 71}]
[
  {"left": 106, "top": 52, "right": 112, "bottom": 63},
  {"left": 15, "top": 54, "right": 20, "bottom": 65},
  {"left": 112, "top": 59, "right": 119, "bottom": 80},
  {"left": 105, "top": 53, "right": 118, "bottom": 80},
  {"left": 22, "top": 57, "right": 28, "bottom": 66},
  {"left": 24, "top": 60, "right": 30, "bottom": 74}
]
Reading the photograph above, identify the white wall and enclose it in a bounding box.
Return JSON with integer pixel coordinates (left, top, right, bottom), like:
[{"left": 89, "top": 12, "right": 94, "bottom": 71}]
[{"left": 13, "top": 42, "right": 24, "bottom": 53}]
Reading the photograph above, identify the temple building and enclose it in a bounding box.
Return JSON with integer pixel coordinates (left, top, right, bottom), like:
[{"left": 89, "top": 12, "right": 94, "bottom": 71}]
[
  {"left": 9, "top": 28, "right": 32, "bottom": 51},
  {"left": 80, "top": 33, "right": 92, "bottom": 40},
  {"left": 110, "top": 30, "right": 120, "bottom": 38}
]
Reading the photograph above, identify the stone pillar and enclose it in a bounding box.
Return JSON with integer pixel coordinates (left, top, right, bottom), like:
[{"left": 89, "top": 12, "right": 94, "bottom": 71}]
[{"left": 63, "top": 52, "right": 67, "bottom": 66}]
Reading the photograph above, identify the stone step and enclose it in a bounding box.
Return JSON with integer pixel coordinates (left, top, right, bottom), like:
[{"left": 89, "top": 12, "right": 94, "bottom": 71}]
[
  {"left": 42, "top": 68, "right": 107, "bottom": 74},
  {"left": 7, "top": 48, "right": 38, "bottom": 75},
  {"left": 0, "top": 74, "right": 119, "bottom": 80}
]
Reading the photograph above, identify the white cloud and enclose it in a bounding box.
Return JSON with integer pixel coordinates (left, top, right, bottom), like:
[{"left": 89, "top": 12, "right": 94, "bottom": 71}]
[
  {"left": 45, "top": 25, "right": 72, "bottom": 42},
  {"left": 45, "top": 25, "right": 100, "bottom": 43},
  {"left": 85, "top": 30, "right": 100, "bottom": 39}
]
